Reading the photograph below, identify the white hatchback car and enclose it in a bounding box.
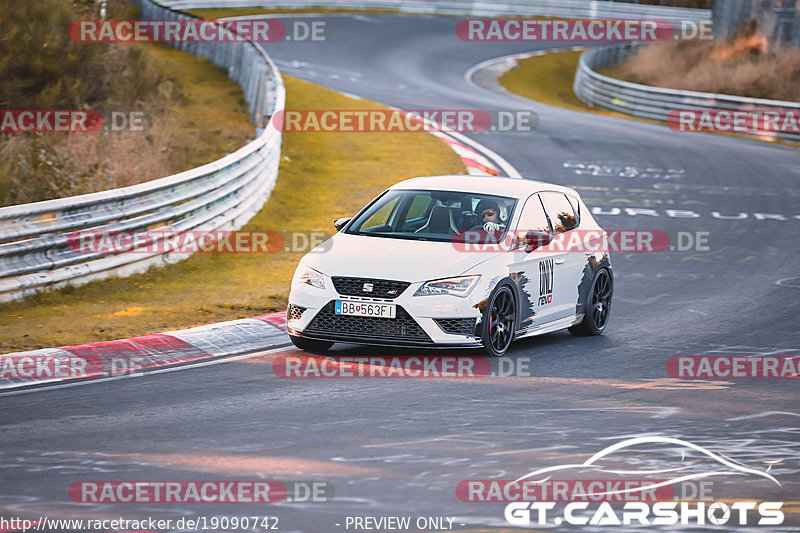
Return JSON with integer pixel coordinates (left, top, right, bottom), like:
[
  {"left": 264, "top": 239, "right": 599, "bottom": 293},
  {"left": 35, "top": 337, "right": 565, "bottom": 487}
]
[{"left": 287, "top": 175, "right": 612, "bottom": 356}]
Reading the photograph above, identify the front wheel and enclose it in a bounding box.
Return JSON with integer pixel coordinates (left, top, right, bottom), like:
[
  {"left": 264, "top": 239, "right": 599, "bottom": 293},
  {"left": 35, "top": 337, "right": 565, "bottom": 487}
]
[
  {"left": 569, "top": 268, "right": 613, "bottom": 336},
  {"left": 480, "top": 283, "right": 516, "bottom": 356},
  {"left": 289, "top": 335, "right": 334, "bottom": 352}
]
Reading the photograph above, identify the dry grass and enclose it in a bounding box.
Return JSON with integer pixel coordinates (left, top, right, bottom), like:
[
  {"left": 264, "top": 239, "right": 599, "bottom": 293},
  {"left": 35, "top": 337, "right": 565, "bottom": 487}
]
[
  {"left": 0, "top": 76, "right": 466, "bottom": 352},
  {"left": 600, "top": 33, "right": 800, "bottom": 102},
  {"left": 0, "top": 42, "right": 253, "bottom": 206}
]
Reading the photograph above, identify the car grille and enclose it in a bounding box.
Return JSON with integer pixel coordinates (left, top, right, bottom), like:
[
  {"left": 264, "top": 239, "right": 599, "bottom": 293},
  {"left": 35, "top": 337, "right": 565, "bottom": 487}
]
[
  {"left": 331, "top": 277, "right": 411, "bottom": 299},
  {"left": 305, "top": 301, "right": 431, "bottom": 342},
  {"left": 435, "top": 318, "right": 477, "bottom": 336},
  {"left": 287, "top": 304, "right": 306, "bottom": 321}
]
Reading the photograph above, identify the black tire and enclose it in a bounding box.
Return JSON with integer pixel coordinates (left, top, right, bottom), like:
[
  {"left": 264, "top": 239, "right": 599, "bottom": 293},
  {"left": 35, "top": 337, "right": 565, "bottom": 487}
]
[
  {"left": 569, "top": 268, "right": 613, "bottom": 336},
  {"left": 480, "top": 283, "right": 516, "bottom": 357},
  {"left": 289, "top": 335, "right": 334, "bottom": 352}
]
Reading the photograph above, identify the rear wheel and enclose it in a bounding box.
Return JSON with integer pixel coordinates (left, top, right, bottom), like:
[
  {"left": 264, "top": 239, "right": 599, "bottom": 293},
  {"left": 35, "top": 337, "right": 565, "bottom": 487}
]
[
  {"left": 290, "top": 335, "right": 334, "bottom": 352},
  {"left": 480, "top": 283, "right": 516, "bottom": 356},
  {"left": 569, "top": 268, "right": 613, "bottom": 336}
]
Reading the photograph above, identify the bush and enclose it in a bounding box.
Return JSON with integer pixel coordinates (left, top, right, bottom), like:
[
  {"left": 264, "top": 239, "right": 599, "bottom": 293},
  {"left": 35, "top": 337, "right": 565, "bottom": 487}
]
[
  {"left": 604, "top": 26, "right": 800, "bottom": 102},
  {"left": 0, "top": 0, "right": 195, "bottom": 206}
]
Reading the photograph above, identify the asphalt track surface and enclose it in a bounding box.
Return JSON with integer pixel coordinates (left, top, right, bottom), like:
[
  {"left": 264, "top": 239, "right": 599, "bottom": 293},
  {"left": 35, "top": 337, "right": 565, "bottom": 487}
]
[{"left": 2, "top": 14, "right": 799, "bottom": 533}]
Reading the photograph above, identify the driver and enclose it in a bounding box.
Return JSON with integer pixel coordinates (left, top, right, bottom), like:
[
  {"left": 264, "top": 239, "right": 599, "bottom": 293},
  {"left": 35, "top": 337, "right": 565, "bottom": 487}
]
[{"left": 473, "top": 199, "right": 506, "bottom": 232}]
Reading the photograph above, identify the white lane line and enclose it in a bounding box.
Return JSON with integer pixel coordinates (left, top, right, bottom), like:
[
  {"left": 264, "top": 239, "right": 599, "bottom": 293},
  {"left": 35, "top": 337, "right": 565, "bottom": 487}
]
[
  {"left": 0, "top": 344, "right": 293, "bottom": 397},
  {"left": 727, "top": 411, "right": 800, "bottom": 421},
  {"left": 464, "top": 46, "right": 587, "bottom": 91}
]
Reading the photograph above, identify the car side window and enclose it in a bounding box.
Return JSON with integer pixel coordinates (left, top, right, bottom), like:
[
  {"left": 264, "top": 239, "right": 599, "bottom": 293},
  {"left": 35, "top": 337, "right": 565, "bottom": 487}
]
[
  {"left": 541, "top": 192, "right": 578, "bottom": 234},
  {"left": 566, "top": 195, "right": 581, "bottom": 226},
  {"left": 405, "top": 194, "right": 433, "bottom": 220},
  {"left": 516, "top": 194, "right": 551, "bottom": 234}
]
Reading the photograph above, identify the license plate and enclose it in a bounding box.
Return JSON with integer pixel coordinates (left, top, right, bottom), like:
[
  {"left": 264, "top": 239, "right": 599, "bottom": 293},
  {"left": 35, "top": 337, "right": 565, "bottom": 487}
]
[{"left": 335, "top": 301, "right": 396, "bottom": 318}]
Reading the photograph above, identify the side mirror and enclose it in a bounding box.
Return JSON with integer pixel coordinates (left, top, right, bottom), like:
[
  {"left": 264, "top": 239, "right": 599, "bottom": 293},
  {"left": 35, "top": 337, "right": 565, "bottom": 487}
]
[
  {"left": 333, "top": 217, "right": 352, "bottom": 231},
  {"left": 523, "top": 230, "right": 553, "bottom": 253}
]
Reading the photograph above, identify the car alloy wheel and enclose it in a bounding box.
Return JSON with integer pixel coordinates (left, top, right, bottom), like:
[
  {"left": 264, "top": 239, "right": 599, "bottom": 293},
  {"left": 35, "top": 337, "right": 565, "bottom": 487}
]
[
  {"left": 482, "top": 284, "right": 516, "bottom": 356},
  {"left": 569, "top": 268, "right": 613, "bottom": 336}
]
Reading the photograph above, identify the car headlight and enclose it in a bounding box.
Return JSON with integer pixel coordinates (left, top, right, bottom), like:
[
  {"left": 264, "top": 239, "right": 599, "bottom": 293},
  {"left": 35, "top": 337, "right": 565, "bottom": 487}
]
[
  {"left": 293, "top": 264, "right": 325, "bottom": 290},
  {"left": 414, "top": 275, "right": 480, "bottom": 297}
]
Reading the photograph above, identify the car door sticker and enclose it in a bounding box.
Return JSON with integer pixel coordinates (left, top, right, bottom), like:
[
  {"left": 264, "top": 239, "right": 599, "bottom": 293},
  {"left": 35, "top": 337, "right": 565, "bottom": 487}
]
[{"left": 538, "top": 258, "right": 554, "bottom": 305}]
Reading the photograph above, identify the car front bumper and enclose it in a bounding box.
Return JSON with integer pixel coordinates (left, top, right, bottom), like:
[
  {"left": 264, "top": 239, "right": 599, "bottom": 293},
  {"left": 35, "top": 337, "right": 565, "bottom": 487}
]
[{"left": 287, "top": 277, "right": 486, "bottom": 348}]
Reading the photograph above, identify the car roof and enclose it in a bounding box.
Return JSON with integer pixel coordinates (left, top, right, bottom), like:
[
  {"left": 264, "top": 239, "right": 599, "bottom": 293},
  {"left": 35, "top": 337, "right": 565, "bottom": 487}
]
[{"left": 389, "top": 175, "right": 579, "bottom": 198}]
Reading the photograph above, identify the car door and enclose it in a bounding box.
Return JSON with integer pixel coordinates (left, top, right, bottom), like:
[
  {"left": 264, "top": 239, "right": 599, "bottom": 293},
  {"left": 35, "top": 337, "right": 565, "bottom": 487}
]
[
  {"left": 508, "top": 194, "right": 563, "bottom": 330},
  {"left": 539, "top": 192, "right": 584, "bottom": 321}
]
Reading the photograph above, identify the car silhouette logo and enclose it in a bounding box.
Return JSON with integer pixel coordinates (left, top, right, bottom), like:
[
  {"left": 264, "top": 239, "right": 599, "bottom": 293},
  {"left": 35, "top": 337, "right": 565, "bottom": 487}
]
[{"left": 363, "top": 283, "right": 373, "bottom": 292}]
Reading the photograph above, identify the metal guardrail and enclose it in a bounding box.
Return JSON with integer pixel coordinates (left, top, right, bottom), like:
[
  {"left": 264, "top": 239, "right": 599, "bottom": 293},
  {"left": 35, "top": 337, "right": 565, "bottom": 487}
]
[
  {"left": 0, "top": 0, "right": 285, "bottom": 302},
  {"left": 159, "top": 0, "right": 710, "bottom": 22},
  {"left": 573, "top": 41, "right": 800, "bottom": 143}
]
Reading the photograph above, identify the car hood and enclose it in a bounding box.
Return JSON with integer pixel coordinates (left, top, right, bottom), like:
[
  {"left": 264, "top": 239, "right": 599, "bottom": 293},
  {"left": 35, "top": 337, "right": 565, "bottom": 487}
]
[{"left": 301, "top": 232, "right": 501, "bottom": 282}]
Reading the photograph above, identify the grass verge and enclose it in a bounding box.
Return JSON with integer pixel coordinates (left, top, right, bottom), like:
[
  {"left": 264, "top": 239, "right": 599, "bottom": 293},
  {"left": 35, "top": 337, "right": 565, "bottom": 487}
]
[
  {"left": 0, "top": 75, "right": 465, "bottom": 352},
  {"left": 497, "top": 50, "right": 648, "bottom": 121}
]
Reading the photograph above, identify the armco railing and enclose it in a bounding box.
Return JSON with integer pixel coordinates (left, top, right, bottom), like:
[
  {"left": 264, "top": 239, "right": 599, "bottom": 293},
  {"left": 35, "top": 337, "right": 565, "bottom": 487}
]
[
  {"left": 574, "top": 42, "right": 800, "bottom": 143},
  {"left": 159, "top": 0, "right": 709, "bottom": 23},
  {"left": 0, "top": 0, "right": 285, "bottom": 302}
]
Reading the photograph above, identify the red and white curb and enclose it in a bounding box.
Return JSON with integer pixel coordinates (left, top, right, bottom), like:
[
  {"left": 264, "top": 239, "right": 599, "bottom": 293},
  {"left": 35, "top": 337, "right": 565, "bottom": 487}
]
[
  {"left": 428, "top": 127, "right": 501, "bottom": 176},
  {"left": 0, "top": 311, "right": 289, "bottom": 391}
]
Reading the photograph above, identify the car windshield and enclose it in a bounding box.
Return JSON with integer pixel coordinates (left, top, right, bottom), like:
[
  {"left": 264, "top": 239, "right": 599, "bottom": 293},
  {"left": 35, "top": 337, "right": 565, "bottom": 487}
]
[{"left": 345, "top": 189, "right": 518, "bottom": 243}]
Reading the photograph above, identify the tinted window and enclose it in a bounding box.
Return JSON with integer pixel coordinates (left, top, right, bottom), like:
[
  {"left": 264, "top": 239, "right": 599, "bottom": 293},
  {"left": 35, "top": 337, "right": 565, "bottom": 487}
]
[
  {"left": 516, "top": 195, "right": 551, "bottom": 234},
  {"left": 541, "top": 192, "right": 578, "bottom": 234},
  {"left": 566, "top": 195, "right": 581, "bottom": 225},
  {"left": 359, "top": 196, "right": 400, "bottom": 231},
  {"left": 346, "top": 189, "right": 518, "bottom": 242}
]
